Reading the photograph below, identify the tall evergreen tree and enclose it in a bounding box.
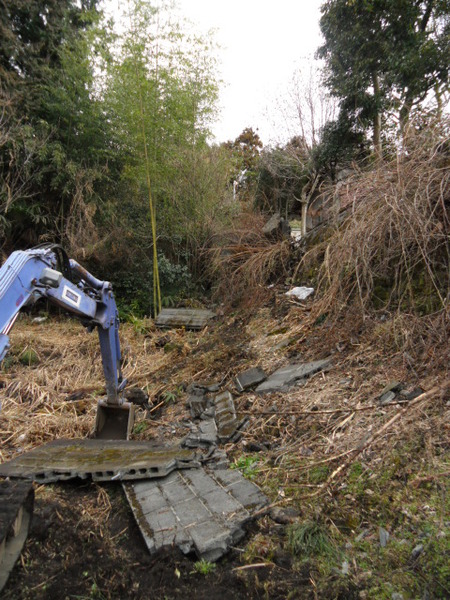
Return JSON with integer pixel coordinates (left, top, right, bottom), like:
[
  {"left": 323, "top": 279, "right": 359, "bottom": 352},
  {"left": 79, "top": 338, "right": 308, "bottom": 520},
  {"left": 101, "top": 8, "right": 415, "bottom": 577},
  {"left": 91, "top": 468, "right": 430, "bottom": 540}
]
[{"left": 317, "top": 0, "right": 450, "bottom": 155}]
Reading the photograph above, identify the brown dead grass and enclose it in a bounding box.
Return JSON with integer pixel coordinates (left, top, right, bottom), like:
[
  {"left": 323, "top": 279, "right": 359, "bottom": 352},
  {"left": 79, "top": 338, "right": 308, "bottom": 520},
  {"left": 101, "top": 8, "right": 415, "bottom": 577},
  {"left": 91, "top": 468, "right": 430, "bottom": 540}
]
[
  {"left": 303, "top": 115, "right": 449, "bottom": 320},
  {"left": 205, "top": 211, "right": 292, "bottom": 309}
]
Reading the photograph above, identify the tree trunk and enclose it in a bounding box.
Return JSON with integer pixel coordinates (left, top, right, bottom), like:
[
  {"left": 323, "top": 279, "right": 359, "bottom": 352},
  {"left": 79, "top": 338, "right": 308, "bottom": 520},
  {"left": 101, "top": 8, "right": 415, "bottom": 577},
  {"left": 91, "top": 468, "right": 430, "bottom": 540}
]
[
  {"left": 399, "top": 93, "right": 414, "bottom": 142},
  {"left": 373, "top": 72, "right": 382, "bottom": 159},
  {"left": 301, "top": 199, "right": 308, "bottom": 237}
]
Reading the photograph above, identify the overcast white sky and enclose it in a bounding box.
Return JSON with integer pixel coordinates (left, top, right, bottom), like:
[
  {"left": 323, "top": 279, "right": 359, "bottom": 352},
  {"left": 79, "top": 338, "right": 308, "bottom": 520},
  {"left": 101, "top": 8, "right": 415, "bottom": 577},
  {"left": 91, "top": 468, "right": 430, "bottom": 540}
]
[
  {"left": 105, "top": 0, "right": 325, "bottom": 145},
  {"left": 175, "top": 0, "right": 324, "bottom": 145}
]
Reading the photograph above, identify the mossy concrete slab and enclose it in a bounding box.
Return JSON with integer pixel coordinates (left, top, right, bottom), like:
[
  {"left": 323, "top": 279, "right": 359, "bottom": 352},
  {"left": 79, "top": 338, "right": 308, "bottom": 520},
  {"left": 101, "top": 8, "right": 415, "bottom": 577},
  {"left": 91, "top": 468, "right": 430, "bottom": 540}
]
[{"left": 0, "top": 440, "right": 199, "bottom": 483}]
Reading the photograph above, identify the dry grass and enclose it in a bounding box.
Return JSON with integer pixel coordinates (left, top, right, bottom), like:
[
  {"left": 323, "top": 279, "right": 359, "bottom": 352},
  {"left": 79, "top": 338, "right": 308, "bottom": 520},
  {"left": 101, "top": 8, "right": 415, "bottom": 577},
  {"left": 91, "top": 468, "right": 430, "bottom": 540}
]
[{"left": 0, "top": 299, "right": 448, "bottom": 598}]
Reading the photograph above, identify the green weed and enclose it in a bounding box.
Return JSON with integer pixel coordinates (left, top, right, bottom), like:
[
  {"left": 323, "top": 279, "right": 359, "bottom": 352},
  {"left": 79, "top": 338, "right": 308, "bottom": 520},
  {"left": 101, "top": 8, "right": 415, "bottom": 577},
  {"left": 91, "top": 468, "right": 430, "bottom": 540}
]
[
  {"left": 231, "top": 455, "right": 260, "bottom": 480},
  {"left": 287, "top": 521, "right": 337, "bottom": 559},
  {"left": 19, "top": 346, "right": 39, "bottom": 366},
  {"left": 192, "top": 559, "right": 216, "bottom": 575}
]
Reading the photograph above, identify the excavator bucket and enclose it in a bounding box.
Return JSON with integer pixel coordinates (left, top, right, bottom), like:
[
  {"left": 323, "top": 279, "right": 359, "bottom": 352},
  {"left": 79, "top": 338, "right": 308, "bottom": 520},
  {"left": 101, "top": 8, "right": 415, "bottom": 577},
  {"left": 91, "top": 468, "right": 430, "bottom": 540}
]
[{"left": 94, "top": 400, "right": 135, "bottom": 440}]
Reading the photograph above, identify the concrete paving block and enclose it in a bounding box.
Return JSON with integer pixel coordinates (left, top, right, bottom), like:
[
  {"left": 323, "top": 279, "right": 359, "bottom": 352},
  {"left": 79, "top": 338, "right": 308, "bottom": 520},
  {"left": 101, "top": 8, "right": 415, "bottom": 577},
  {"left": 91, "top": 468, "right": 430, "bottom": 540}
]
[
  {"left": 213, "top": 468, "right": 245, "bottom": 488},
  {"left": 255, "top": 359, "right": 332, "bottom": 393},
  {"left": 189, "top": 520, "right": 231, "bottom": 562},
  {"left": 151, "top": 507, "right": 178, "bottom": 532},
  {"left": 161, "top": 478, "right": 196, "bottom": 505},
  {"left": 175, "top": 497, "right": 211, "bottom": 527},
  {"left": 133, "top": 486, "right": 168, "bottom": 514},
  {"left": 201, "top": 487, "right": 244, "bottom": 515},
  {"left": 235, "top": 367, "right": 267, "bottom": 392},
  {"left": 182, "top": 470, "right": 218, "bottom": 494}
]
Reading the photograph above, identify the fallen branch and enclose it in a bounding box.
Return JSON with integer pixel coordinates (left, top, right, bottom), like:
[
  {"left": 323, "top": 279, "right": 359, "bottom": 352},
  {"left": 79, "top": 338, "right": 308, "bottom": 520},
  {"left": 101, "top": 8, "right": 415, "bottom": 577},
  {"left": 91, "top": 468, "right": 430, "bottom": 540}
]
[
  {"left": 232, "top": 562, "right": 275, "bottom": 572},
  {"left": 240, "top": 400, "right": 410, "bottom": 416}
]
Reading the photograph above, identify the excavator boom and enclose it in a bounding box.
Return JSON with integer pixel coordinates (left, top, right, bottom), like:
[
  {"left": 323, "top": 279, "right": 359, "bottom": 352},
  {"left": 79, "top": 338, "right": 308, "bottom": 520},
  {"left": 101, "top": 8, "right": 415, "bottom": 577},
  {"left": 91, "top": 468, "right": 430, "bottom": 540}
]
[{"left": 0, "top": 245, "right": 134, "bottom": 438}]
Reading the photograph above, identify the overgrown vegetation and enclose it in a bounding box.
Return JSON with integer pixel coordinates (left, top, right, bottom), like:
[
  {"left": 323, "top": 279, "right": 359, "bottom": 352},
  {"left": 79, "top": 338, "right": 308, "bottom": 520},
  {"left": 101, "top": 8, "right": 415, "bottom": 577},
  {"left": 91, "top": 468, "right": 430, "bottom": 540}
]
[
  {"left": 0, "top": 2, "right": 449, "bottom": 598},
  {"left": 307, "top": 115, "right": 449, "bottom": 310}
]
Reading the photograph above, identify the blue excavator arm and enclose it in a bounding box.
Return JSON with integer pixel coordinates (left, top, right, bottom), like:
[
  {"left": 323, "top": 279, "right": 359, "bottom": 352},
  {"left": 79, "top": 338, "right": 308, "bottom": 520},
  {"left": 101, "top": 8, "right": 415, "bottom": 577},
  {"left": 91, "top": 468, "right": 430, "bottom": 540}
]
[{"left": 0, "top": 245, "right": 134, "bottom": 439}]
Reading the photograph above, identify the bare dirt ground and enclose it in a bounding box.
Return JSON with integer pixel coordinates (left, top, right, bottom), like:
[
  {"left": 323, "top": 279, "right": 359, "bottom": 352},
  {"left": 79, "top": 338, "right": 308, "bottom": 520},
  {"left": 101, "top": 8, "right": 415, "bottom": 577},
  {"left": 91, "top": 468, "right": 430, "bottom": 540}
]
[{"left": 0, "top": 293, "right": 448, "bottom": 599}]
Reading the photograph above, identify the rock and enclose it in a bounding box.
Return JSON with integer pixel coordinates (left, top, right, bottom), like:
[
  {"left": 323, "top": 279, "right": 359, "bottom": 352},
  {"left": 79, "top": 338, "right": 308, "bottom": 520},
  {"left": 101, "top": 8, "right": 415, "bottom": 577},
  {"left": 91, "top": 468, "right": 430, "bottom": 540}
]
[
  {"left": 410, "top": 543, "right": 424, "bottom": 560},
  {"left": 379, "top": 391, "right": 396, "bottom": 406},
  {"left": 379, "top": 381, "right": 402, "bottom": 405},
  {"left": 271, "top": 339, "right": 290, "bottom": 352},
  {"left": 355, "top": 529, "right": 369, "bottom": 543},
  {"left": 269, "top": 506, "right": 299, "bottom": 525},
  {"left": 124, "top": 387, "right": 149, "bottom": 406},
  {"left": 204, "top": 383, "right": 221, "bottom": 393},
  {"left": 300, "top": 446, "right": 313, "bottom": 456},
  {"left": 341, "top": 560, "right": 350, "bottom": 575},
  {"left": 379, "top": 526, "right": 390, "bottom": 547},
  {"left": 262, "top": 212, "right": 291, "bottom": 239},
  {"left": 243, "top": 442, "right": 268, "bottom": 453},
  {"left": 380, "top": 381, "right": 403, "bottom": 394},
  {"left": 32, "top": 316, "right": 47, "bottom": 324},
  {"left": 272, "top": 548, "right": 293, "bottom": 569},
  {"left": 391, "top": 594, "right": 404, "bottom": 600},
  {"left": 399, "top": 387, "right": 424, "bottom": 401}
]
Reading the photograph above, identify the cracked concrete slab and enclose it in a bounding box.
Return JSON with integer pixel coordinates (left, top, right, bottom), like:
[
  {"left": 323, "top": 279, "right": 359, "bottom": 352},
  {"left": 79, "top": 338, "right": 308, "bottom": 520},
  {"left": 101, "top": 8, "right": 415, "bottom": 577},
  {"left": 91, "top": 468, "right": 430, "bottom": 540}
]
[
  {"left": 124, "top": 466, "right": 268, "bottom": 562},
  {"left": 0, "top": 440, "right": 199, "bottom": 483},
  {"left": 255, "top": 358, "right": 332, "bottom": 393}
]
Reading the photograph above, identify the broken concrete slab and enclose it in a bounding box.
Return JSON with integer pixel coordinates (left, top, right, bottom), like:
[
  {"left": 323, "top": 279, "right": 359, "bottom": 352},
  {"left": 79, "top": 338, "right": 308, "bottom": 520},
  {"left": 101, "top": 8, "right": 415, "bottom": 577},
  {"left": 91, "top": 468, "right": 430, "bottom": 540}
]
[
  {"left": 123, "top": 465, "right": 268, "bottom": 562},
  {"left": 235, "top": 367, "right": 266, "bottom": 392},
  {"left": 0, "top": 479, "right": 34, "bottom": 592},
  {"left": 155, "top": 308, "right": 215, "bottom": 330},
  {"left": 255, "top": 358, "right": 332, "bottom": 393},
  {"left": 183, "top": 390, "right": 246, "bottom": 448},
  {"left": 0, "top": 440, "right": 199, "bottom": 483},
  {"left": 183, "top": 420, "right": 218, "bottom": 448},
  {"left": 186, "top": 395, "right": 211, "bottom": 419},
  {"left": 214, "top": 391, "right": 239, "bottom": 442}
]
